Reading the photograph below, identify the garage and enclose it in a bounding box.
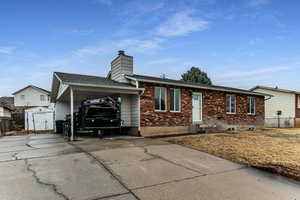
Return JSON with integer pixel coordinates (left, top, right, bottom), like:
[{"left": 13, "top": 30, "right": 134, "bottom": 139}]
[{"left": 51, "top": 72, "right": 144, "bottom": 140}]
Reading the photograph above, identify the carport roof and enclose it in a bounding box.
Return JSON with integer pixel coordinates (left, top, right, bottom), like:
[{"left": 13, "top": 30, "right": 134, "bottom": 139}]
[{"left": 55, "top": 72, "right": 135, "bottom": 88}]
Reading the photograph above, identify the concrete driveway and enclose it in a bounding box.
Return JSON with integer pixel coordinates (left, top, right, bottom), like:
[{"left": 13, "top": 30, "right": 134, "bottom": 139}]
[{"left": 0, "top": 134, "right": 299, "bottom": 200}]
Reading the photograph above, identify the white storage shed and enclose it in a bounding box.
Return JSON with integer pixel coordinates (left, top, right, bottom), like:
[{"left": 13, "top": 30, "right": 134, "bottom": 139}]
[{"left": 25, "top": 107, "right": 54, "bottom": 131}]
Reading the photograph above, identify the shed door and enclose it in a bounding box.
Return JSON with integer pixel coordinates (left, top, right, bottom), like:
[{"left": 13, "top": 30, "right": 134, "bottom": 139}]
[{"left": 192, "top": 93, "right": 202, "bottom": 122}]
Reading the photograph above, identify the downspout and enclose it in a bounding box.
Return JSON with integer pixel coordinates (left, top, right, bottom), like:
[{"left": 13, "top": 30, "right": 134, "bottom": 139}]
[
  {"left": 264, "top": 95, "right": 272, "bottom": 128},
  {"left": 135, "top": 79, "right": 144, "bottom": 136}
]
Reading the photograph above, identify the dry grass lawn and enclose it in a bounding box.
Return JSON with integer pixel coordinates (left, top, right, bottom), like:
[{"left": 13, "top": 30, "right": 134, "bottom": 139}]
[{"left": 164, "top": 128, "right": 300, "bottom": 181}]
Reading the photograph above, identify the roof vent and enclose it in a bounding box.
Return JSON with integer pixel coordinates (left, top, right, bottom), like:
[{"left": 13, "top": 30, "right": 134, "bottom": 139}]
[{"left": 118, "top": 50, "right": 125, "bottom": 56}]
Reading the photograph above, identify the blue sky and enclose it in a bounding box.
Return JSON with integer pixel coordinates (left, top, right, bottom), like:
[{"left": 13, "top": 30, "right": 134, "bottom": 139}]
[{"left": 1, "top": 0, "right": 300, "bottom": 96}]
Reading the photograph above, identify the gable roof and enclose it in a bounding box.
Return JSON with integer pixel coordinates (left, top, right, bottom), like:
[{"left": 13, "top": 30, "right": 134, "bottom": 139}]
[
  {"left": 250, "top": 85, "right": 300, "bottom": 95},
  {"left": 126, "top": 74, "right": 269, "bottom": 97},
  {"left": 0, "top": 97, "right": 14, "bottom": 106},
  {"left": 54, "top": 72, "right": 137, "bottom": 88},
  {"left": 12, "top": 85, "right": 50, "bottom": 95}
]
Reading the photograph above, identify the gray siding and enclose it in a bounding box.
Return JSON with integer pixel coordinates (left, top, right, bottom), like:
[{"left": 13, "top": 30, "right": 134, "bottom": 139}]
[
  {"left": 120, "top": 94, "right": 132, "bottom": 126},
  {"left": 119, "top": 94, "right": 139, "bottom": 127},
  {"left": 111, "top": 55, "right": 133, "bottom": 83},
  {"left": 130, "top": 95, "right": 139, "bottom": 127}
]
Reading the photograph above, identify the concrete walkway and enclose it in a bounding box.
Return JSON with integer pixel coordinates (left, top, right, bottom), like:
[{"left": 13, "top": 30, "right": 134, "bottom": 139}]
[{"left": 0, "top": 134, "right": 299, "bottom": 200}]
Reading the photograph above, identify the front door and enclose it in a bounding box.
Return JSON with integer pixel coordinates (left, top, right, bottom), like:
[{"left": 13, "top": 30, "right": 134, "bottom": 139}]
[{"left": 192, "top": 92, "right": 202, "bottom": 122}]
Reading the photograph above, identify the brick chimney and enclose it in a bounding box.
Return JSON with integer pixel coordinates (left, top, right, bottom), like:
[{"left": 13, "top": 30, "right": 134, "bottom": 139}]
[{"left": 110, "top": 50, "right": 133, "bottom": 83}]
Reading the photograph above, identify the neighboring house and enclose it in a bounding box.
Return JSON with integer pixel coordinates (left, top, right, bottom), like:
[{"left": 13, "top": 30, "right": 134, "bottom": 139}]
[
  {"left": 51, "top": 50, "right": 268, "bottom": 139},
  {"left": 0, "top": 105, "right": 12, "bottom": 119},
  {"left": 251, "top": 86, "right": 300, "bottom": 128},
  {"left": 0, "top": 97, "right": 14, "bottom": 107},
  {"left": 12, "top": 85, "right": 51, "bottom": 108}
]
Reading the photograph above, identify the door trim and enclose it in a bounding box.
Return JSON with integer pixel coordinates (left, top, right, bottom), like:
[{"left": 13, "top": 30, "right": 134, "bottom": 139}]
[{"left": 192, "top": 92, "right": 203, "bottom": 123}]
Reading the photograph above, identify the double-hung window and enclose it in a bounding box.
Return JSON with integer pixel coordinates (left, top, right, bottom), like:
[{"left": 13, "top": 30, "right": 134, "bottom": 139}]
[
  {"left": 248, "top": 96, "right": 255, "bottom": 114},
  {"left": 40, "top": 95, "right": 45, "bottom": 101},
  {"left": 170, "top": 88, "right": 181, "bottom": 112},
  {"left": 155, "top": 87, "right": 166, "bottom": 111},
  {"left": 226, "top": 94, "right": 236, "bottom": 114}
]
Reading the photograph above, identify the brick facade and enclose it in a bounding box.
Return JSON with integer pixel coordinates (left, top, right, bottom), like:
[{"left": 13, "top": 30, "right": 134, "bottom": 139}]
[
  {"left": 295, "top": 94, "right": 300, "bottom": 118},
  {"left": 139, "top": 82, "right": 265, "bottom": 128}
]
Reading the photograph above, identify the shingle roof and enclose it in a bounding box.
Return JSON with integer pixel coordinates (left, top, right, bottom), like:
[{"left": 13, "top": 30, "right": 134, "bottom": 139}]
[
  {"left": 250, "top": 85, "right": 300, "bottom": 95},
  {"left": 54, "top": 72, "right": 136, "bottom": 88},
  {"left": 12, "top": 85, "right": 50, "bottom": 95},
  {"left": 0, "top": 97, "right": 14, "bottom": 106},
  {"left": 126, "top": 74, "right": 269, "bottom": 96}
]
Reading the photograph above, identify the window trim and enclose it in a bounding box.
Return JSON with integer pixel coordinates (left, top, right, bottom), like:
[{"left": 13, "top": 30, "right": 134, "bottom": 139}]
[
  {"left": 170, "top": 88, "right": 181, "bottom": 112},
  {"left": 154, "top": 87, "right": 167, "bottom": 112},
  {"left": 226, "top": 94, "right": 236, "bottom": 114},
  {"left": 40, "top": 95, "right": 45, "bottom": 101},
  {"left": 247, "top": 96, "right": 256, "bottom": 115}
]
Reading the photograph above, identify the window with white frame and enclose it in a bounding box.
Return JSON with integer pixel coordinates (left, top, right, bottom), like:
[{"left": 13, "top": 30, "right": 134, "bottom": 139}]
[
  {"left": 170, "top": 88, "right": 181, "bottom": 112},
  {"left": 155, "top": 87, "right": 166, "bottom": 111},
  {"left": 226, "top": 94, "right": 236, "bottom": 114},
  {"left": 40, "top": 95, "right": 45, "bottom": 101},
  {"left": 21, "top": 95, "right": 25, "bottom": 100},
  {"left": 248, "top": 96, "right": 255, "bottom": 114}
]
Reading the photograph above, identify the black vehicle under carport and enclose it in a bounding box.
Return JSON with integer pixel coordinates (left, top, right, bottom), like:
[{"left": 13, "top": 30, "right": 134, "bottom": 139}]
[{"left": 64, "top": 97, "right": 122, "bottom": 137}]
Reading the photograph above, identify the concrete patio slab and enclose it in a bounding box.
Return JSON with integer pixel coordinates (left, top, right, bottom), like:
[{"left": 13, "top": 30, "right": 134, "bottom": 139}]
[
  {"left": 29, "top": 134, "right": 63, "bottom": 140},
  {"left": 0, "top": 160, "right": 64, "bottom": 200},
  {"left": 102, "top": 193, "right": 138, "bottom": 200},
  {"left": 133, "top": 168, "right": 300, "bottom": 200},
  {"left": 15, "top": 144, "right": 80, "bottom": 160},
  {"left": 108, "top": 157, "right": 201, "bottom": 189},
  {"left": 27, "top": 152, "right": 128, "bottom": 200},
  {"left": 91, "top": 147, "right": 154, "bottom": 165},
  {"left": 146, "top": 144, "right": 243, "bottom": 174},
  {"left": 0, "top": 139, "right": 27, "bottom": 148},
  {"left": 0, "top": 133, "right": 299, "bottom": 200},
  {"left": 0, "top": 151, "right": 18, "bottom": 162},
  {"left": 27, "top": 137, "right": 66, "bottom": 146},
  {"left": 0, "top": 144, "right": 33, "bottom": 153}
]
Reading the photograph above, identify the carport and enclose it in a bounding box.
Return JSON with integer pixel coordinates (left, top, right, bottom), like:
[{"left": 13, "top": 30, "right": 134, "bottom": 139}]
[{"left": 51, "top": 72, "right": 144, "bottom": 140}]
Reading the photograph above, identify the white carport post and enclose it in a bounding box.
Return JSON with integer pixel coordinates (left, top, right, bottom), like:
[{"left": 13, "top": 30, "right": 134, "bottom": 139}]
[{"left": 70, "top": 87, "right": 74, "bottom": 141}]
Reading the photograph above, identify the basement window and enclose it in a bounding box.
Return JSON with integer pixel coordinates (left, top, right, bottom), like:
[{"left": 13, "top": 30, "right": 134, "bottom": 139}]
[
  {"left": 155, "top": 87, "right": 166, "bottom": 111},
  {"left": 248, "top": 96, "right": 255, "bottom": 115},
  {"left": 170, "top": 88, "right": 181, "bottom": 112},
  {"left": 226, "top": 94, "right": 236, "bottom": 114}
]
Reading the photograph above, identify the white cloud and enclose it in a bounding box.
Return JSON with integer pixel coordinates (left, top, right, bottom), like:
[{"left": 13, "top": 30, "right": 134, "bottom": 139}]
[
  {"left": 0, "top": 46, "right": 16, "bottom": 54},
  {"left": 215, "top": 66, "right": 289, "bottom": 80},
  {"left": 73, "top": 38, "right": 163, "bottom": 57},
  {"left": 57, "top": 28, "right": 95, "bottom": 36},
  {"left": 248, "top": 0, "right": 269, "bottom": 7},
  {"left": 95, "top": 0, "right": 113, "bottom": 6},
  {"left": 248, "top": 37, "right": 263, "bottom": 45},
  {"left": 155, "top": 10, "right": 209, "bottom": 37},
  {"left": 148, "top": 58, "right": 178, "bottom": 65}
]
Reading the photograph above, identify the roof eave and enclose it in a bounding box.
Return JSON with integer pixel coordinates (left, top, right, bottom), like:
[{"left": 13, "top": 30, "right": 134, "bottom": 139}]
[
  {"left": 251, "top": 86, "right": 300, "bottom": 95},
  {"left": 125, "top": 75, "right": 268, "bottom": 97},
  {"left": 65, "top": 82, "right": 145, "bottom": 91}
]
